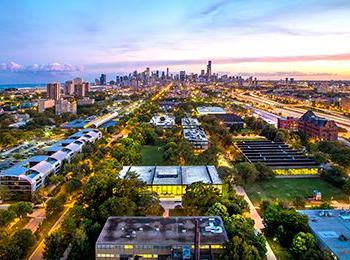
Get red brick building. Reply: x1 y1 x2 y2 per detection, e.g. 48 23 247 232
298 110 338 141
277 116 298 130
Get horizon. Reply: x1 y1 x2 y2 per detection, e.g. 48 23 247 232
1 0 350 83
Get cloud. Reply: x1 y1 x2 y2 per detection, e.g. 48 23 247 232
87 53 350 70
236 71 336 77
200 0 232 16
0 62 83 73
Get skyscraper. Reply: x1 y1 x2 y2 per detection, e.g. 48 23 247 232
179 71 186 82
206 60 212 80
100 74 107 85
47 83 61 101
74 84 85 98
166 68 169 79
64 80 74 95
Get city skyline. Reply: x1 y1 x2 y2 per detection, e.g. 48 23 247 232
1 0 350 83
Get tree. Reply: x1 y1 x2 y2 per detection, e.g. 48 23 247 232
46 195 66 219
234 162 259 183
43 231 68 260
223 215 266 258
343 179 350 195
0 209 16 227
182 182 220 215
293 195 306 208
1 229 36 260
291 232 316 256
263 204 309 247
255 163 274 180
68 228 90 260
206 202 229 218
98 197 136 221
224 235 262 260
8 201 33 218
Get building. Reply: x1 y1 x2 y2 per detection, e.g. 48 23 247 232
212 113 244 129
0 128 101 200
235 140 320 175
150 114 175 128
183 128 209 150
96 216 228 260
74 83 85 98
181 117 201 129
277 116 298 130
298 110 338 141
77 97 95 106
64 80 75 95
206 60 212 80
100 74 107 85
339 97 350 111
119 166 222 200
46 83 61 101
179 71 186 82
38 99 55 113
84 82 91 95
197 106 225 115
55 99 77 115
299 210 350 260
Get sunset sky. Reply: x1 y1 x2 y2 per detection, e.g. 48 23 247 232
1 0 350 83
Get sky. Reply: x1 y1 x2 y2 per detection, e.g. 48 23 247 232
1 0 350 83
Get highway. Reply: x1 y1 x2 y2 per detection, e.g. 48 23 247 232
237 92 350 132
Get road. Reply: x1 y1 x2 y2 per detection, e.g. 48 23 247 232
238 92 350 132
28 201 75 260
29 84 172 259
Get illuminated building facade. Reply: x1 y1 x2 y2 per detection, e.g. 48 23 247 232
235 140 320 176
96 216 228 260
119 166 222 200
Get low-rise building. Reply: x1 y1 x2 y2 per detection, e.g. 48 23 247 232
181 117 200 129
150 114 175 128
212 113 244 129
197 106 225 115
38 99 55 113
77 97 95 106
298 110 338 141
277 116 298 130
339 97 350 111
183 128 209 150
0 128 102 200
235 140 320 175
299 210 350 260
119 166 222 200
96 216 228 260
55 99 77 115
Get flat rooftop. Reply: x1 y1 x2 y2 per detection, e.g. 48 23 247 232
197 106 225 115
96 216 228 246
181 117 200 128
119 166 222 186
235 140 319 169
299 210 350 260
183 128 208 142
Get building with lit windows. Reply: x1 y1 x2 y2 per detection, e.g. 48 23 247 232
235 140 320 176
150 114 175 128
0 128 102 200
96 216 228 260
119 166 222 200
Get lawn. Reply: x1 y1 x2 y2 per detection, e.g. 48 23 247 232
245 178 348 205
140 145 165 165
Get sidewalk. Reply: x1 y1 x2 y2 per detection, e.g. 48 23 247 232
235 186 277 260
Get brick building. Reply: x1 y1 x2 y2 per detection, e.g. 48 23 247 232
298 110 338 141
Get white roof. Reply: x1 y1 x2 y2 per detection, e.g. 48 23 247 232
30 160 54 175
50 150 69 161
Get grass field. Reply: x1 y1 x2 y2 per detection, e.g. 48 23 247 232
140 145 164 165
245 178 348 205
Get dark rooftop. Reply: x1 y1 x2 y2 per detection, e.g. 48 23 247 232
235 140 319 169
96 216 228 246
